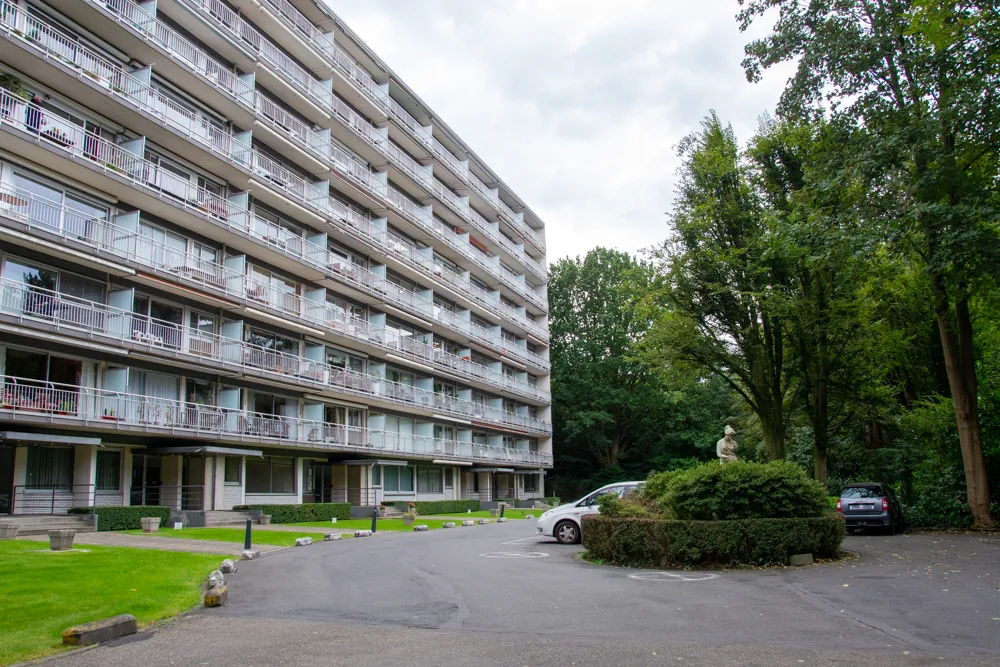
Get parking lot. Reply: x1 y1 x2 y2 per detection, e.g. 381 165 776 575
48 523 1000 666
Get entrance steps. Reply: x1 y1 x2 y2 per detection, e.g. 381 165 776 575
203 510 263 528
3 514 97 536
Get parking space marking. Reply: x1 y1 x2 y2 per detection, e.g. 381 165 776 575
501 536 546 545
628 572 720 582
479 552 550 559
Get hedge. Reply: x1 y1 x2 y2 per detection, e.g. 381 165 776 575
68 506 170 531
526 497 561 506
233 503 350 523
582 515 845 567
384 500 480 514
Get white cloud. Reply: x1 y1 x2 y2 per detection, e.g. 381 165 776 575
330 0 792 262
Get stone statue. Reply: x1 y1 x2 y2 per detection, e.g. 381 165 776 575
716 425 738 463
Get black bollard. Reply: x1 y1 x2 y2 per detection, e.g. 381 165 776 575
371 506 378 534
244 517 252 550
500 504 505 519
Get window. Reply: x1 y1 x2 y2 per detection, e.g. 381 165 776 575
381 466 413 493
245 456 295 494
445 468 454 489
417 467 442 494
224 457 241 484
96 450 121 491
371 465 381 486
523 474 537 493
25 447 73 487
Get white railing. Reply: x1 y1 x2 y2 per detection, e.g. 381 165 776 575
329 42 387 108
467 169 498 205
389 97 432 145
90 0 254 108
0 4 249 169
0 374 553 461
0 88 244 223
432 137 467 177
259 0 336 60
386 142 432 188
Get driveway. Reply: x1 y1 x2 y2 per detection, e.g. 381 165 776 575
45 524 1000 666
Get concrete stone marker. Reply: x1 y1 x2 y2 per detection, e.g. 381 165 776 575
442 522 456 528
219 559 236 574
478 519 491 525
49 529 76 551
489 508 498 517
525 514 535 519
324 532 342 541
62 614 137 646
461 520 475 526
295 536 313 546
789 553 814 566
204 586 227 607
354 529 372 537
413 524 429 531
208 570 225 588
0 522 19 539
497 517 508 523
241 549 260 561
140 517 160 533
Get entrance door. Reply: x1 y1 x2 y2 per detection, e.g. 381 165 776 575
130 455 162 506
0 447 13 514
181 456 205 510
347 467 361 505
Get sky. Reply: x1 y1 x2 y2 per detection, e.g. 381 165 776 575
331 0 793 263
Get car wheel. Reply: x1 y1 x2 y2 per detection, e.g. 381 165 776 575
554 520 580 545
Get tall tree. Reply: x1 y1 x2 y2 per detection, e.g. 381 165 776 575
649 112 792 460
738 0 1000 525
549 248 668 478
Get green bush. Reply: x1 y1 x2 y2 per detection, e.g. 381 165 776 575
413 500 480 514
582 515 845 567
597 493 655 518
233 503 350 523
661 460 829 520
527 496 561 506
68 506 170 531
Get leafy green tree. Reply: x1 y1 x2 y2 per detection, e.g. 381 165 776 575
648 112 792 460
738 0 1000 526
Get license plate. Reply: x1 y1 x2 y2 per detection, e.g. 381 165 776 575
854 504 874 511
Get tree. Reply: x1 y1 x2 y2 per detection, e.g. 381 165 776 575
649 112 792 460
738 0 1000 526
549 248 669 482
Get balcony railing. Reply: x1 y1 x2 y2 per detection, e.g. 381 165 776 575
432 138 467 178
0 275 553 424
259 0 337 61
0 375 553 465
90 0 254 109
0 4 250 170
389 97 432 145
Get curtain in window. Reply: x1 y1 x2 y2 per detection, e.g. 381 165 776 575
25 447 74 487
96 450 121 490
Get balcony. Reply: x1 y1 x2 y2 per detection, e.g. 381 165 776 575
231 0 337 77
0 374 553 464
65 0 256 127
0 4 252 183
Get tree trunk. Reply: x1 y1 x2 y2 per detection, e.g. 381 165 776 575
813 379 829 484
760 397 786 460
933 285 995 529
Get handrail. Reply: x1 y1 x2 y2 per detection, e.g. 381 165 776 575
0 374 553 464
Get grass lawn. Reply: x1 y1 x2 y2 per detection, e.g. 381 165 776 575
432 509 542 519
0 539 225 666
286 518 455 531
123 528 305 546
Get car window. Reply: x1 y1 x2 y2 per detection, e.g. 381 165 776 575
842 487 882 499
584 486 621 506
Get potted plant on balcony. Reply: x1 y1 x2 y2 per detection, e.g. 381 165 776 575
0 73 25 119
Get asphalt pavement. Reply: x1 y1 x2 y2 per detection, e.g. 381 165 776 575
42 522 1000 667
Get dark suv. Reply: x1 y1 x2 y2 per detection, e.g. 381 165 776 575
837 483 904 534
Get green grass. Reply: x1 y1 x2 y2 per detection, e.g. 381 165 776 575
431 509 541 519
123 528 305 546
0 540 225 666
286 518 456 531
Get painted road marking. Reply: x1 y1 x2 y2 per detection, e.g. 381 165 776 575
628 572 720 582
479 552 550 559
502 536 546 545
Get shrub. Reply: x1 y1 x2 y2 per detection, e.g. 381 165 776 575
233 503 350 523
527 496 561 506
660 460 829 520
68 506 170 531
380 500 480 514
597 493 655 519
582 515 845 567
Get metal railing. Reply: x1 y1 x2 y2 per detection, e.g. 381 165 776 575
11 484 122 514
389 97 432 145
130 484 204 510
259 0 336 61
309 487 378 506
0 375 554 466
432 137 467 178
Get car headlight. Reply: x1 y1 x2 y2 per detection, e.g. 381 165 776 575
539 510 552 520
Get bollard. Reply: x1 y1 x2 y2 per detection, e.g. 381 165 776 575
371 506 378 534
500 504 505 519
244 518 252 551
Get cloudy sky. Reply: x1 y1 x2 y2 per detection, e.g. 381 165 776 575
331 1 792 263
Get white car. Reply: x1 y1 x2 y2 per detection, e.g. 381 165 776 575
536 481 644 544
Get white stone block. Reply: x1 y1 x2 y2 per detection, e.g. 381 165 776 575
324 532 342 541
219 559 236 574
413 525 429 532
355 529 372 537
498 518 508 523
295 537 313 547
442 522 456 528
241 549 260 560
462 520 475 526
478 519 491 525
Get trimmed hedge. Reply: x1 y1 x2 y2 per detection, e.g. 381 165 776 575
403 500 480 514
68 505 170 532
663 461 829 520
582 515 845 567
233 503 350 523
527 496 561 506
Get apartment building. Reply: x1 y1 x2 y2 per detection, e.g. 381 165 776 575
0 0 550 515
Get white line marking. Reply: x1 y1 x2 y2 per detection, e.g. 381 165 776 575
502 536 546 545
628 572 720 582
479 551 550 559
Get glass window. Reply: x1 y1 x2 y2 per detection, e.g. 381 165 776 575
245 456 295 493
841 487 885 499
96 450 121 491
381 466 413 493
25 447 74 487
523 474 537 493
371 465 381 486
445 468 454 489
224 456 241 484
2 259 56 291
417 467 442 494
